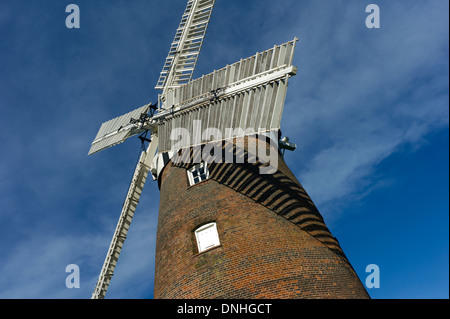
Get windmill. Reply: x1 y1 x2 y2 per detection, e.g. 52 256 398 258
89 0 369 300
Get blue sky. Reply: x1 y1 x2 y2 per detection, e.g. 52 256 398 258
0 0 448 299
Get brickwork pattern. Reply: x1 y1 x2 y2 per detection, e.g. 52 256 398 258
154 138 369 299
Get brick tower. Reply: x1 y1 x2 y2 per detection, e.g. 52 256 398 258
153 136 370 299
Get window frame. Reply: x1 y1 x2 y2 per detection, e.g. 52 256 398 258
187 162 210 186
194 222 220 253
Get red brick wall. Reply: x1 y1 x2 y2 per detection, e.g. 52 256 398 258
154 138 369 299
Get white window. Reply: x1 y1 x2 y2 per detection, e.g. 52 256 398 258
195 223 220 253
187 162 209 186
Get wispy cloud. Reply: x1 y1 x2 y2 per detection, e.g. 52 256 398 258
0 195 158 299
276 0 449 221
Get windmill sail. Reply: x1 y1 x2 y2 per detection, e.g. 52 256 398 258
88 104 151 155
155 0 216 92
91 135 158 299
91 0 216 299
156 38 298 153
164 38 297 105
